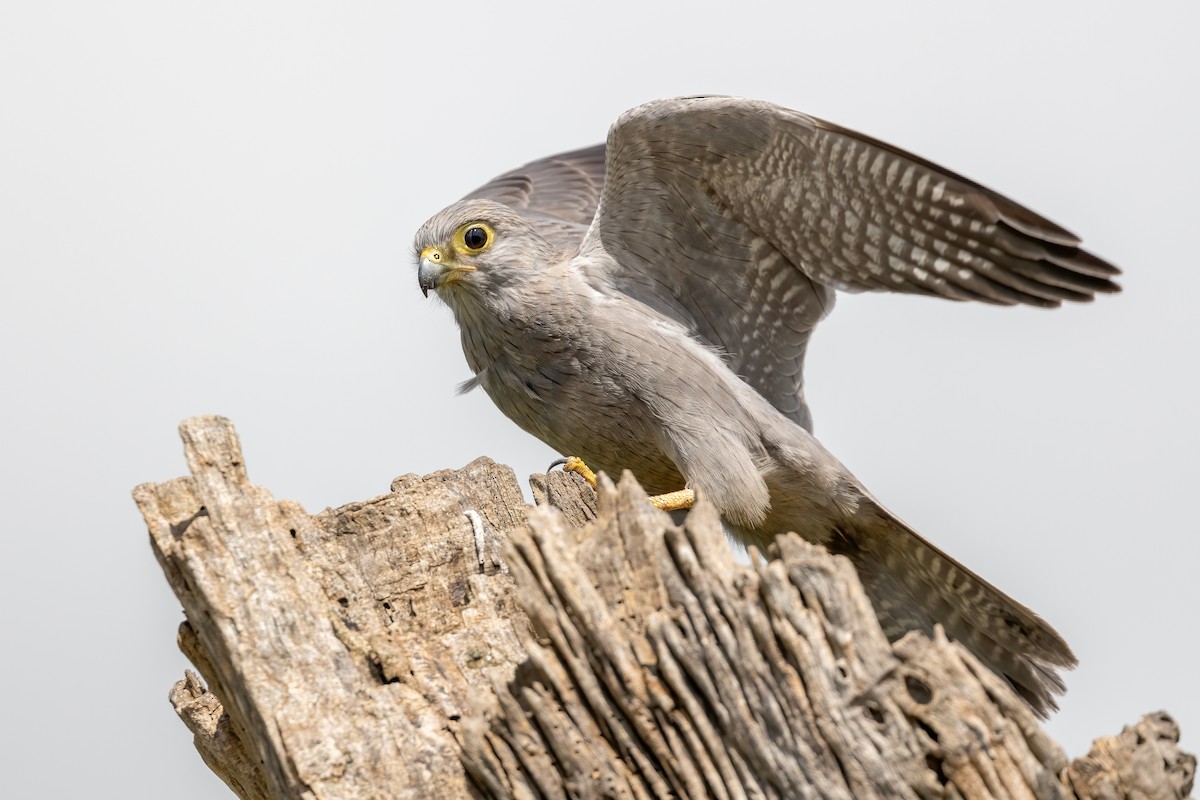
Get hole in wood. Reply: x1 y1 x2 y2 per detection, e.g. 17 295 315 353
926 754 948 786
905 675 932 705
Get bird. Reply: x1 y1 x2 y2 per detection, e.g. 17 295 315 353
412 96 1119 715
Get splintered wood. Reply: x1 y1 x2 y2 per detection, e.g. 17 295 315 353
135 416 1194 799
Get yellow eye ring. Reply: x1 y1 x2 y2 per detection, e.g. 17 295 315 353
455 222 494 253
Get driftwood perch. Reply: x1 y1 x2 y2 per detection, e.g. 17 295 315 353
134 416 1194 799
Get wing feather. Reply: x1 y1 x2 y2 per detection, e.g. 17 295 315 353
575 97 1119 428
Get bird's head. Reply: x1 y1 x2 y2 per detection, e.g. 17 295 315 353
413 199 555 300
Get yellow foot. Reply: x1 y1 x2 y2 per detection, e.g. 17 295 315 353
650 488 696 513
549 455 597 487
550 456 695 512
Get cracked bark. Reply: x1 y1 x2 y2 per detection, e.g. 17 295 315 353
134 416 1194 799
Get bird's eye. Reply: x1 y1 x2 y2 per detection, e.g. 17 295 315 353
463 226 489 250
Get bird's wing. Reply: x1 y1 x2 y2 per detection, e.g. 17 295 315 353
577 96 1120 430
462 144 606 253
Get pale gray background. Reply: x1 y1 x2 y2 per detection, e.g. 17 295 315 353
1 1 1195 796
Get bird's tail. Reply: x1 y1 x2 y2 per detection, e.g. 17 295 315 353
834 507 1077 716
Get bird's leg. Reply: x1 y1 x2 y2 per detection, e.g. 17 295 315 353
550 456 696 512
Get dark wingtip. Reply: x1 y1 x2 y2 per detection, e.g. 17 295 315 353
1046 244 1123 279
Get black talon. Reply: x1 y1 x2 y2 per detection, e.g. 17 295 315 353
547 457 569 473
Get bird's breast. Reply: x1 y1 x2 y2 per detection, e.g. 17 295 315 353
456 307 685 493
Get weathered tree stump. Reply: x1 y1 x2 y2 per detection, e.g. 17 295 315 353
134 416 1194 799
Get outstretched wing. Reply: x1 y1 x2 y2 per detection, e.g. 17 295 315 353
462 144 606 252
578 96 1120 430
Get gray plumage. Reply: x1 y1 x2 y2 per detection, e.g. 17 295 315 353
414 97 1119 715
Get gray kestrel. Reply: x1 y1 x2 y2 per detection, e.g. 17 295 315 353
413 96 1119 715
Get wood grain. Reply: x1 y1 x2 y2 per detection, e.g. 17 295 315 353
134 416 1194 799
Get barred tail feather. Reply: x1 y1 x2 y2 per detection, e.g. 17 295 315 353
837 509 1077 717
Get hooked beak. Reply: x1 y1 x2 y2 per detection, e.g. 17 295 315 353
417 246 475 297
417 256 443 298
